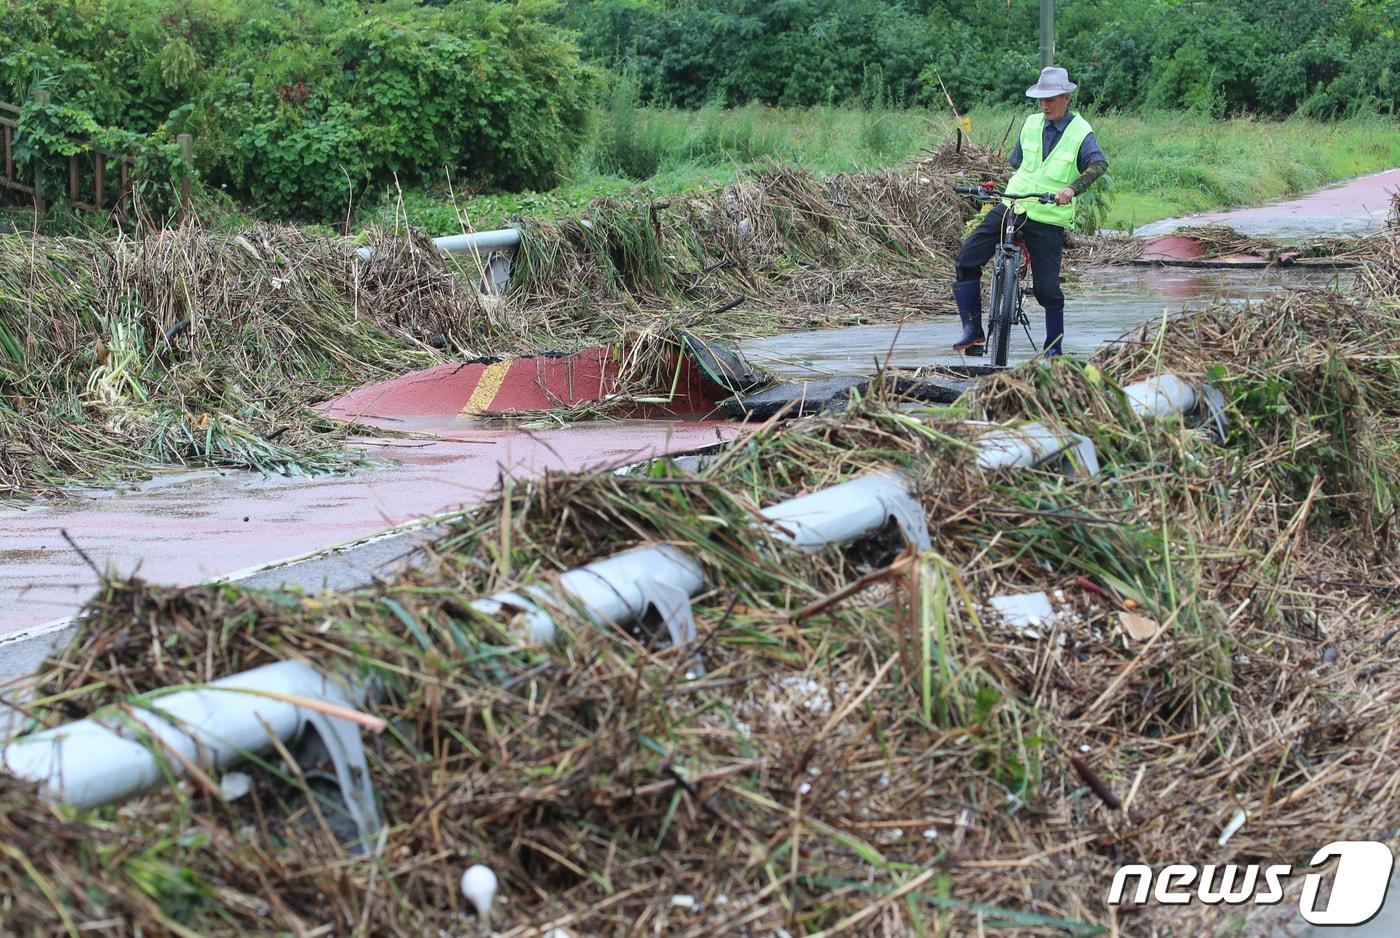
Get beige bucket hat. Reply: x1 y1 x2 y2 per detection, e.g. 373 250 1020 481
1026 66 1077 98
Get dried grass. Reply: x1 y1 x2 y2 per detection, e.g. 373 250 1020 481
5 256 1400 934
0 164 999 496
1152 215 1397 266
510 166 976 331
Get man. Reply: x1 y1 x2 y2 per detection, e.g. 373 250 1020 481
952 66 1108 357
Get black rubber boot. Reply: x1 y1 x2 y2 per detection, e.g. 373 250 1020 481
1043 306 1065 357
952 280 985 354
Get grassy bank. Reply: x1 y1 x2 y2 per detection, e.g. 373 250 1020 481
358 106 1400 236
1083 112 1400 229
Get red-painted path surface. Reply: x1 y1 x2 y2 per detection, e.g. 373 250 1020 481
1135 235 1278 266
1134 168 1400 240
1 342 741 636
1 421 736 633
324 346 723 421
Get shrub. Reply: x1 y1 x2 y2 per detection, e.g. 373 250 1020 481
1 0 594 221
559 0 1400 118
588 71 684 180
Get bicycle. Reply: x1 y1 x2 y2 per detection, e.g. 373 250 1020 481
953 182 1057 367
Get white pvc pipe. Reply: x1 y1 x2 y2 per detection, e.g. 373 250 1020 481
1122 375 1198 419
471 545 703 644
976 422 1098 475
471 590 559 644
973 375 1215 475
760 471 930 551
355 227 521 262
432 228 522 255
355 220 594 262
558 545 704 623
474 473 929 642
3 661 353 808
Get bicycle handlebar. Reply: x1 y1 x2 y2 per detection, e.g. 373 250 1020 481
953 184 1057 204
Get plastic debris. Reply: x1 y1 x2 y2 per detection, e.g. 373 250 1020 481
219 771 252 802
460 865 498 927
1218 808 1248 846
990 591 1055 631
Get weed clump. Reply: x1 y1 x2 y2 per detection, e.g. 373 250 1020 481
0 227 476 494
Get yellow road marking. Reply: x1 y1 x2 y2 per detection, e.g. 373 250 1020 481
461 358 513 415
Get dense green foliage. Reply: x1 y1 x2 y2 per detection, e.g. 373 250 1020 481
561 0 1400 116
1 0 593 219
4 0 1396 227
561 0 932 108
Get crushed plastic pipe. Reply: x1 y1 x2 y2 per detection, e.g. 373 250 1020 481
2 661 376 824
975 422 1100 477
473 472 929 643
470 545 706 645
759 471 931 552
1121 375 1198 418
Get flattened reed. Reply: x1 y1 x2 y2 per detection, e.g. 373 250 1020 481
0 163 997 495
0 227 451 495
5 262 1400 935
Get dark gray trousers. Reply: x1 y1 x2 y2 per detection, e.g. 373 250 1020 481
954 204 1065 314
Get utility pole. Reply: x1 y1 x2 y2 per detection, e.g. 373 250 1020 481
1039 0 1055 68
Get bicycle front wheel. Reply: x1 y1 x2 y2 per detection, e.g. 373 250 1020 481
987 256 1018 367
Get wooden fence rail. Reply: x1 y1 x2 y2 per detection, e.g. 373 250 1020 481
0 102 36 202
0 92 192 218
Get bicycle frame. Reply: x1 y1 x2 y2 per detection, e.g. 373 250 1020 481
986 210 1034 367
953 184 1056 367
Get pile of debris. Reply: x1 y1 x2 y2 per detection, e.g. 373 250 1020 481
0 159 1005 495
509 166 974 325
0 227 450 494
1130 192 1400 268
4 263 1398 933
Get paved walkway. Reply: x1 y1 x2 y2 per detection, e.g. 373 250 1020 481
0 420 737 641
1134 168 1400 240
741 266 1343 378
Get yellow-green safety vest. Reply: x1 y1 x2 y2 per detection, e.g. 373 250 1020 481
1005 112 1093 229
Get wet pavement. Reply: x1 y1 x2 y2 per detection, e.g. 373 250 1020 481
1134 167 1400 240
741 265 1349 377
0 420 737 638
740 166 1393 378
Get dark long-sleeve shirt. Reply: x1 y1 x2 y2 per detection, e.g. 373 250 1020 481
1009 111 1108 173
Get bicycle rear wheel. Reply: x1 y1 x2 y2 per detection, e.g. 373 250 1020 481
987 256 1018 367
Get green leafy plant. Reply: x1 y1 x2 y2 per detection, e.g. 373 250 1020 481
0 0 594 221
